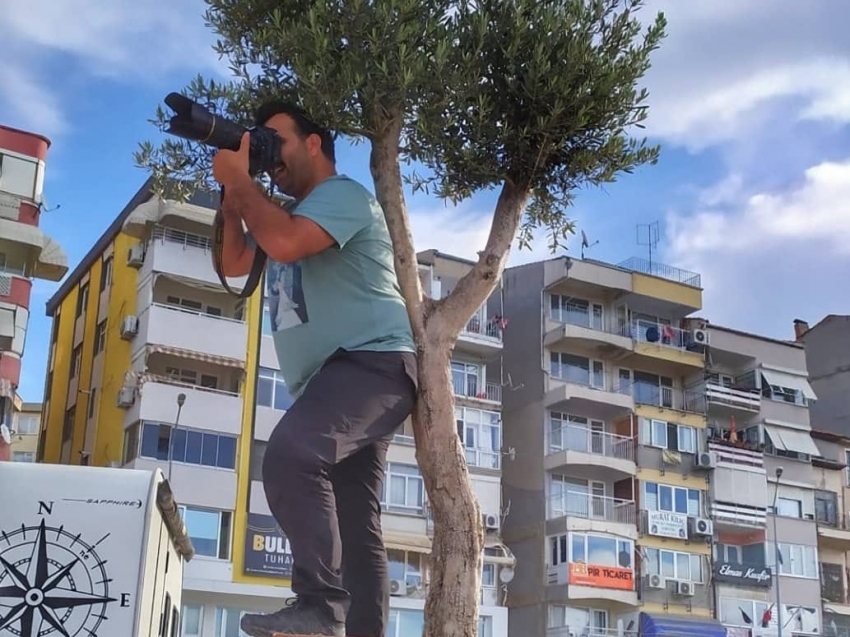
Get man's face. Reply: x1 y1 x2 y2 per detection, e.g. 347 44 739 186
263 113 318 198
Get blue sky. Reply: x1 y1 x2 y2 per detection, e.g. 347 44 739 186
3 0 850 402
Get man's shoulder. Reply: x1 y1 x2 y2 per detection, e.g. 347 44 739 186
311 174 376 203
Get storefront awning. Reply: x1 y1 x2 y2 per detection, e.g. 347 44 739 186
760 368 817 401
639 612 727 637
763 423 821 457
383 531 431 553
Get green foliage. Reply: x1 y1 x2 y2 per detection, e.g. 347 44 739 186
134 0 667 253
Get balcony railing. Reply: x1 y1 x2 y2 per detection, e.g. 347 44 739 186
708 441 764 469
618 256 701 288
631 319 690 351
148 301 245 324
151 224 211 251
461 308 503 341
548 423 634 462
464 447 501 470
704 382 761 412
548 628 622 637
548 490 636 526
453 378 501 403
625 382 707 414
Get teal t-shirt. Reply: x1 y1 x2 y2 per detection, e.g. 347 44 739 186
262 174 415 397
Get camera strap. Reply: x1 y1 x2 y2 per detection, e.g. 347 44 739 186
211 185 267 299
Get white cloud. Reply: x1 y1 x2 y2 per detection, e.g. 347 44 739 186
639 0 850 151
665 158 850 337
0 62 68 137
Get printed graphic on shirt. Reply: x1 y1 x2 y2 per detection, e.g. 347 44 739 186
267 260 308 331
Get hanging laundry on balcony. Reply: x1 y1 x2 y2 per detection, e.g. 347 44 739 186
729 414 738 444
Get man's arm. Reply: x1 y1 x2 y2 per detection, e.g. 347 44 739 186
222 174 337 264
217 203 255 278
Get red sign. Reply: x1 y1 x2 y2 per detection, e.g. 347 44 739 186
569 563 634 590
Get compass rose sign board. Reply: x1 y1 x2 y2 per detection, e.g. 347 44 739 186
0 462 194 637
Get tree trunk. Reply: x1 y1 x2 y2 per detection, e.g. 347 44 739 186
413 338 483 637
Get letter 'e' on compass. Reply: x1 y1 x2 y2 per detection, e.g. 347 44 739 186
0 513 125 637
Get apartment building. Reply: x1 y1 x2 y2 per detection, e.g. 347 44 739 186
0 124 68 460
499 254 724 637
695 323 823 636
796 315 850 437
6 399 41 462
38 179 510 636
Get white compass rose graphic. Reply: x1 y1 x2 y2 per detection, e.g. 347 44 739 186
0 517 119 637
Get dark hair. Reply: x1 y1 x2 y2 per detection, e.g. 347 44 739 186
254 100 335 162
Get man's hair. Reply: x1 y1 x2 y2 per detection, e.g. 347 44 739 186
255 100 336 163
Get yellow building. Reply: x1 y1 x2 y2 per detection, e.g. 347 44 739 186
38 179 511 637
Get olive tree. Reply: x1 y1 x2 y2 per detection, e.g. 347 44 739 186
135 1 667 635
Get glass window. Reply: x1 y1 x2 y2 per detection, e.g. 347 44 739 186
180 507 231 559
139 423 236 469
382 463 424 514
257 367 294 411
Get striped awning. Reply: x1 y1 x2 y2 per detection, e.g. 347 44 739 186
383 531 432 553
0 218 68 281
146 344 245 369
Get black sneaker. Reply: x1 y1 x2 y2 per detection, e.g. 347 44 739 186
240 597 346 637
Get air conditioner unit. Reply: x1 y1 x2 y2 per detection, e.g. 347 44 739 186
645 573 665 589
127 244 145 268
695 451 716 469
120 315 139 340
389 579 407 596
483 513 500 531
116 386 135 408
675 580 695 597
691 329 709 346
689 516 713 537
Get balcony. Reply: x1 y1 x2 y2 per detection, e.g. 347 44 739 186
703 382 761 414
817 516 850 550
544 308 633 357
453 377 501 405
631 383 706 416
547 491 637 537
545 424 636 477
456 307 503 357
122 380 242 437
545 376 634 421
142 225 248 290
628 319 705 369
618 256 701 288
131 302 248 364
708 442 768 530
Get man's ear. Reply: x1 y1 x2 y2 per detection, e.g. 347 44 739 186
306 133 322 157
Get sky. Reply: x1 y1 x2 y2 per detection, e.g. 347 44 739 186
2 0 850 402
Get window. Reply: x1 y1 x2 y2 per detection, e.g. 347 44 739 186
643 482 701 517
767 541 817 578
178 506 232 559
15 415 39 435
548 531 634 570
627 370 674 407
550 352 604 388
456 406 501 469
93 320 106 356
644 548 703 583
62 407 76 443
166 295 203 311
639 417 697 454
165 367 218 389
550 295 604 331
12 451 34 462
70 345 82 379
76 283 89 318
382 463 424 514
256 367 294 411
549 475 609 520
0 152 40 200
262 299 273 335
548 606 609 632
138 423 237 470
387 549 425 589
452 360 481 397
775 497 802 518
181 604 203 637
715 542 767 568
87 387 97 419
100 256 113 292
718 597 773 628
548 412 606 455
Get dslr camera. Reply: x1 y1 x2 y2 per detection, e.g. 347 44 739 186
162 92 281 177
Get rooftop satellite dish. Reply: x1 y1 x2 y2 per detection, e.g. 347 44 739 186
0 424 11 445
580 230 599 259
499 566 515 584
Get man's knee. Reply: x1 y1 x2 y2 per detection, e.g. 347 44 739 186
262 416 328 486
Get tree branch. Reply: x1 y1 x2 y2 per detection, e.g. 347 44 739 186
435 180 529 335
368 116 428 342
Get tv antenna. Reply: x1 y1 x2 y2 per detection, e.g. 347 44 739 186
636 221 660 269
580 230 599 259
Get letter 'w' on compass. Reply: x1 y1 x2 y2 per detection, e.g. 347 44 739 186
0 517 118 637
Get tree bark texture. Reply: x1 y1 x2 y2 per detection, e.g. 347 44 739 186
369 128 530 637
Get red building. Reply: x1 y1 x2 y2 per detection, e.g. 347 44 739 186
0 124 68 460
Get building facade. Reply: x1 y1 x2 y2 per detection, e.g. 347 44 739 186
7 399 41 462
797 315 850 436
696 323 822 637
38 180 509 636
499 254 723 637
0 124 68 460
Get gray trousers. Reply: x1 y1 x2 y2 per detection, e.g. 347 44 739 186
261 348 418 636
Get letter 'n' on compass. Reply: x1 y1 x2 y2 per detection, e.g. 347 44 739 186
0 500 128 637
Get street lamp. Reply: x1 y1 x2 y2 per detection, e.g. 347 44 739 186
771 466 784 637
167 393 186 482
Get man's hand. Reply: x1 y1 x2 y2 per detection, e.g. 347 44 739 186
212 132 252 188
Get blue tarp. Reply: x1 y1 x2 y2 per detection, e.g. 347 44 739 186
639 612 728 637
